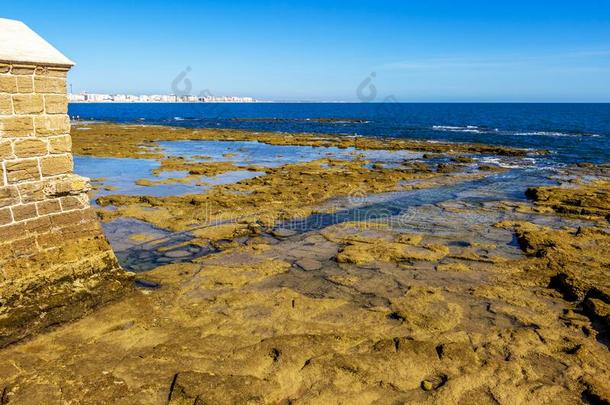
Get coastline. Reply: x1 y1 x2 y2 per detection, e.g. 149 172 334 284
0 122 608 402
2 4 609 402
67 102 610 165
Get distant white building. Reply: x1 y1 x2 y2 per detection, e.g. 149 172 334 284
67 92 258 103
68 93 86 102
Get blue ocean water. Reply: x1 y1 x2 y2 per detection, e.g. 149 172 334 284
69 103 610 164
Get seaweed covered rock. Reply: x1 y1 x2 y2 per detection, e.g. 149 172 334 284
526 180 610 220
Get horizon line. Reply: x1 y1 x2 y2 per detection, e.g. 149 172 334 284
68 100 610 104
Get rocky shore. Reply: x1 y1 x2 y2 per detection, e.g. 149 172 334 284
0 123 608 404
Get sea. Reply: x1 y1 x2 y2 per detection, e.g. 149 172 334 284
69 103 610 165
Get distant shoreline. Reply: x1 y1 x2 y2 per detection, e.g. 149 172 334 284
67 101 610 104
68 101 267 104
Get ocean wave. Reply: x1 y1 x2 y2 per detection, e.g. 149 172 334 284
478 157 534 169
231 117 370 124
432 125 601 138
432 125 497 134
512 131 600 138
480 157 521 169
477 156 557 170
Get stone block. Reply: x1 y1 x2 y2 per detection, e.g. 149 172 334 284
15 76 34 93
48 135 71 153
9 235 37 256
0 186 20 208
44 174 90 197
0 116 34 137
12 94 44 114
0 207 13 226
34 115 70 136
41 154 73 177
44 95 68 114
0 94 12 114
10 65 36 75
0 76 18 93
0 141 13 160
0 222 26 242
35 229 64 249
13 138 48 158
5 158 41 183
59 221 96 240
0 64 9 74
60 195 87 211
11 203 38 222
34 76 66 94
18 181 45 203
36 199 61 215
24 215 52 234
36 66 69 78
49 209 86 229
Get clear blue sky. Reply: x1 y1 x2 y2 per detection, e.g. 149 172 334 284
3 0 610 101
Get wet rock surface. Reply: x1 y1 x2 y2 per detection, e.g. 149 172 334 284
0 125 607 403
94 157 480 233
72 122 537 159
526 179 610 220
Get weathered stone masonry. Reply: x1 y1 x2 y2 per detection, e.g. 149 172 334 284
0 18 132 347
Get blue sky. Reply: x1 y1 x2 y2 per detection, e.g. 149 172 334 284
3 0 610 101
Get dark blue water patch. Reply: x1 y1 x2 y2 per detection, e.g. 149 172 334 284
119 240 214 273
134 279 161 289
102 217 215 272
69 103 610 164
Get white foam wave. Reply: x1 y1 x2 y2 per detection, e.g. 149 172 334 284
432 125 602 138
432 125 497 134
512 131 600 138
479 157 535 169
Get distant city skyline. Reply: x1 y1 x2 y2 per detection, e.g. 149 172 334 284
68 92 257 103
3 1 610 102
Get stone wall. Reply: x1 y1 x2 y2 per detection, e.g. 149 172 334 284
0 61 132 347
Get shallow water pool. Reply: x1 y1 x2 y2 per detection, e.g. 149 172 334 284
158 140 423 167
74 155 264 199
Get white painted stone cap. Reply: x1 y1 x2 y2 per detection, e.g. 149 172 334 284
0 18 74 66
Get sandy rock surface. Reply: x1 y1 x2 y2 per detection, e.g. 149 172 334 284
0 124 607 404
